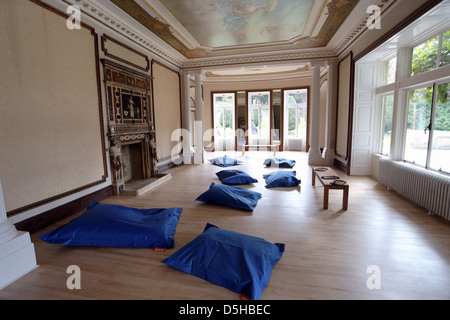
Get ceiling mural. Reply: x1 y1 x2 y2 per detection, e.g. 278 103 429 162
109 0 360 59
158 0 314 47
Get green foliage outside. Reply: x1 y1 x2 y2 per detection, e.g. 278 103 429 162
409 30 450 132
407 84 449 132
214 95 234 136
287 92 307 137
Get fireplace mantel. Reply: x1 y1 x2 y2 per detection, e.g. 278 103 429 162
102 59 157 195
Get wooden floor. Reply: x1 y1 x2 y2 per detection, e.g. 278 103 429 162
1 151 450 300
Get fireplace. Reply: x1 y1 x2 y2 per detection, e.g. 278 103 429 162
103 59 161 195
122 142 144 182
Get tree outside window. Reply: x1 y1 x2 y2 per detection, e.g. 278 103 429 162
404 83 450 173
411 29 450 76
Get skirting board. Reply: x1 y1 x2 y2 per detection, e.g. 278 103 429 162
0 231 38 290
14 186 113 234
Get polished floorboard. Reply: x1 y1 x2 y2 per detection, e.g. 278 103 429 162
1 151 450 300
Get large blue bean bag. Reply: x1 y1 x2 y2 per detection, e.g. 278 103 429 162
263 171 301 188
263 157 296 168
216 169 258 185
162 223 285 300
39 201 182 248
195 182 261 210
209 155 243 167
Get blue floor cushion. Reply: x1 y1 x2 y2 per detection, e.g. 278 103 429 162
209 155 243 167
216 169 258 185
196 182 261 210
39 201 182 248
263 157 296 168
162 223 285 300
263 171 301 188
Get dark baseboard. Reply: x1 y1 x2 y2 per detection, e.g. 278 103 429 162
156 161 179 173
14 185 113 234
155 155 181 174
334 158 348 173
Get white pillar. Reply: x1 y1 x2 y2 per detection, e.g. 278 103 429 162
0 180 37 290
323 59 338 164
308 62 325 165
193 70 204 164
0 182 18 245
180 70 192 164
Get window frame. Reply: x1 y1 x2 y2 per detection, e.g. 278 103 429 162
374 27 450 175
212 92 236 149
248 91 271 141
284 89 308 140
379 92 395 156
410 28 450 77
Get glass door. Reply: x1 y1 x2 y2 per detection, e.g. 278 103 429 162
283 89 308 151
213 93 235 151
248 91 271 146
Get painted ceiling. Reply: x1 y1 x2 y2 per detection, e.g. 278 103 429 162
158 0 314 47
109 0 360 59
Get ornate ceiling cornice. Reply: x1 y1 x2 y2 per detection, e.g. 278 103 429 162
332 0 399 56
181 49 336 70
204 70 314 83
67 0 399 73
71 0 186 68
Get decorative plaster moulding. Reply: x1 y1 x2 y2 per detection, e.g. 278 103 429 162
204 70 314 83
67 0 186 68
330 0 399 57
61 0 399 71
182 48 335 70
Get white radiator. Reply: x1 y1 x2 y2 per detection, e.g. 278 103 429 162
378 157 450 220
287 138 304 151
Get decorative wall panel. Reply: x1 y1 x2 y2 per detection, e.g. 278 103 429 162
1 0 107 215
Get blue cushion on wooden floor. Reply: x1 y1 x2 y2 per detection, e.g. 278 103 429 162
195 182 261 210
216 169 258 185
263 157 296 168
39 201 182 248
209 155 243 167
162 223 285 300
216 169 245 180
263 171 301 188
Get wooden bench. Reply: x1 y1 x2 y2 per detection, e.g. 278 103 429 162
241 144 278 156
312 166 349 210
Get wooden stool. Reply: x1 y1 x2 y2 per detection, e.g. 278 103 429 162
312 166 349 210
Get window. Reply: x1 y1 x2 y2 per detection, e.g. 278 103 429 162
285 89 307 139
380 94 394 155
248 91 271 144
213 93 235 150
439 30 450 67
404 82 450 173
384 57 397 85
411 29 450 76
404 86 433 167
429 82 450 172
